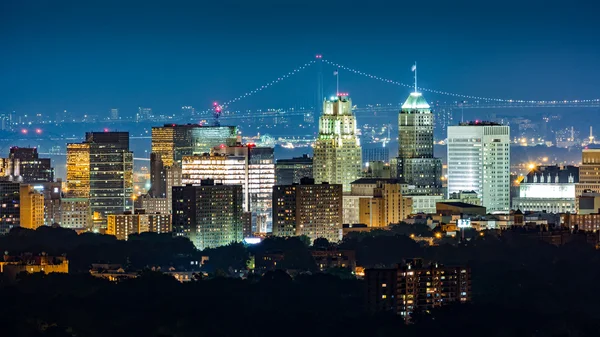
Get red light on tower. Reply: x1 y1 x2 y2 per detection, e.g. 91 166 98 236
104 128 109 132
21 129 28 134
35 128 42 134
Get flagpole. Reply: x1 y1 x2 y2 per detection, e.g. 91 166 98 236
336 68 339 96
414 62 417 93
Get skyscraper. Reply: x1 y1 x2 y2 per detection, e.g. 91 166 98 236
576 149 600 211
137 107 152 122
19 185 44 230
1 147 54 183
447 122 511 213
110 108 119 120
66 132 134 224
272 178 343 242
150 124 238 198
396 91 442 193
313 95 362 192
275 154 313 185
181 144 275 233
0 181 20 234
172 181 243 250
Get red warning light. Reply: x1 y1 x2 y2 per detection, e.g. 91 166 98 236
104 128 109 132
219 144 225 149
21 129 28 134
35 128 42 134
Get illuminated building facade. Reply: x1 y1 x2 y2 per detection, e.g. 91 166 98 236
0 181 20 234
1 255 69 281
272 178 343 242
396 92 442 194
67 132 134 225
150 124 237 205
366 259 471 322
513 165 578 213
135 194 169 215
576 149 600 211
313 95 362 192
447 122 511 213
346 178 412 227
66 143 90 198
1 147 54 183
181 144 275 233
172 181 243 250
107 211 171 240
19 185 44 230
275 154 313 185
60 198 91 229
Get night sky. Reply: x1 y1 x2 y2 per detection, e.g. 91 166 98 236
1 0 599 116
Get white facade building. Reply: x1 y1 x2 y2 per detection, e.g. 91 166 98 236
447 122 510 213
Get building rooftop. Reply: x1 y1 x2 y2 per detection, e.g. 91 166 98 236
437 201 486 209
401 92 430 110
524 165 579 184
458 121 501 126
351 178 403 185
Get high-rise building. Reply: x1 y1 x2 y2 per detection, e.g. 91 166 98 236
172 181 243 250
0 181 20 234
19 185 44 230
447 122 511 213
272 178 343 242
275 154 313 185
110 108 119 120
366 259 471 322
313 95 362 192
1 147 54 183
66 132 134 225
181 106 195 117
344 178 412 226
150 124 238 199
513 165 578 213
363 147 389 165
30 181 62 226
60 198 91 229
66 143 90 198
181 144 275 233
576 149 600 211
396 91 442 194
107 210 171 240
134 194 169 215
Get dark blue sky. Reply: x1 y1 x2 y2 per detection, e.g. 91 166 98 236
1 0 599 116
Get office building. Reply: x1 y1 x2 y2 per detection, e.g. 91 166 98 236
107 211 171 240
110 108 119 120
272 178 343 242
66 132 134 225
365 161 391 178
576 149 600 211
134 194 169 215
0 181 20 234
363 147 389 165
1 147 54 183
447 122 511 213
358 181 412 228
345 178 412 227
577 191 600 215
150 124 237 198
513 165 578 213
19 185 44 230
313 95 362 192
275 154 313 185
396 91 442 194
181 144 275 233
366 259 471 322
172 181 243 250
60 198 91 229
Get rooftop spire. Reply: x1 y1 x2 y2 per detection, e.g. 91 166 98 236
412 62 417 93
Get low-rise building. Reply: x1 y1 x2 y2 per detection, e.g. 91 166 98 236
106 210 171 240
366 258 471 322
0 254 68 281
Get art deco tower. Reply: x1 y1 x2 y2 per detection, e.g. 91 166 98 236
313 94 362 192
396 66 442 195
